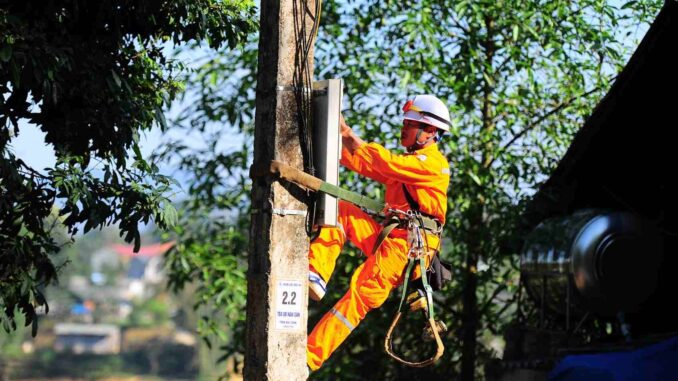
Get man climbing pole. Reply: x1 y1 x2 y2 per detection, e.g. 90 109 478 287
306 94 452 371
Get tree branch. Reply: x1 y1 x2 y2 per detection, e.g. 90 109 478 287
478 281 508 317
434 289 463 320
487 80 611 168
17 164 51 181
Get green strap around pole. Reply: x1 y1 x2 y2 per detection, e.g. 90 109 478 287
318 182 439 232
319 182 385 214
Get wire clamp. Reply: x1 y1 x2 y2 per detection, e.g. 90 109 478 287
272 208 307 216
251 208 307 217
276 85 313 93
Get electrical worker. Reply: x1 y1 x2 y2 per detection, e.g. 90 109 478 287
307 95 452 371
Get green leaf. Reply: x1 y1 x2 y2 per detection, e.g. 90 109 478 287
0 44 12 62
133 229 141 252
132 142 143 160
467 170 482 186
110 69 122 88
162 203 178 227
10 60 20 86
155 106 168 130
31 316 38 337
621 1 638 10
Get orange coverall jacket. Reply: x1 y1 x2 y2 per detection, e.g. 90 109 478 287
307 141 450 370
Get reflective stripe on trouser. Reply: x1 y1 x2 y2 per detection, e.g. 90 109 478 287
307 201 413 370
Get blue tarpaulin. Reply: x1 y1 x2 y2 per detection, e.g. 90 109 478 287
548 336 678 381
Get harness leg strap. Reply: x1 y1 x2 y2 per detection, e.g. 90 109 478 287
384 256 445 367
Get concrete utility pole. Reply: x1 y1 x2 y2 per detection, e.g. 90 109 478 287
245 0 317 380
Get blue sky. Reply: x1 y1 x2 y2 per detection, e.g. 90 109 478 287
11 121 164 173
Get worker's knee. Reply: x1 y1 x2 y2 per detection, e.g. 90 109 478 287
360 287 390 309
353 267 392 309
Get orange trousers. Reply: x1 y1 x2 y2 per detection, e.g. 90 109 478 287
307 201 437 370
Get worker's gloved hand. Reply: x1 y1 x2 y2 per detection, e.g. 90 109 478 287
340 114 352 137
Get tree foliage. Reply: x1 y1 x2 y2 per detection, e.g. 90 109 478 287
0 0 256 334
159 0 662 379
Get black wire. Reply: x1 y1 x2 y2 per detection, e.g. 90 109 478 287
305 0 321 235
293 0 314 173
301 0 319 176
292 0 321 235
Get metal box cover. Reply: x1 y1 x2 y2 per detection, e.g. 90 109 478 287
312 79 343 227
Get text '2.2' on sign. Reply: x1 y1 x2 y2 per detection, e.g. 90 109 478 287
275 279 304 331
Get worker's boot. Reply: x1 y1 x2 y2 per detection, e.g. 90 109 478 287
407 290 428 312
407 291 448 342
309 270 327 301
422 320 448 342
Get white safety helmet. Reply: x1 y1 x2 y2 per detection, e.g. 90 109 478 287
402 95 451 132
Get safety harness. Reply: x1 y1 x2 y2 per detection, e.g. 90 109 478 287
372 186 447 367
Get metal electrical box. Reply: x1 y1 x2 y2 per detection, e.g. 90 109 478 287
312 79 343 227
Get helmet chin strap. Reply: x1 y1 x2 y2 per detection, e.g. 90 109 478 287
407 128 436 152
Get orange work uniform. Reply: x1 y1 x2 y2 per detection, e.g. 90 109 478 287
307 141 450 370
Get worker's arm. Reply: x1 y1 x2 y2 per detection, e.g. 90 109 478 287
350 143 442 185
339 115 391 184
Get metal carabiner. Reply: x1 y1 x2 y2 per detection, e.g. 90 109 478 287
407 225 425 258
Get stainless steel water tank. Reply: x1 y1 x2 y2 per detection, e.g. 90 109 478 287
521 210 663 316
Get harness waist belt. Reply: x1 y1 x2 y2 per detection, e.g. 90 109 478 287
383 215 441 232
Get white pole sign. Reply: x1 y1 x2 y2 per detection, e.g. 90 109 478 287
274 279 304 331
